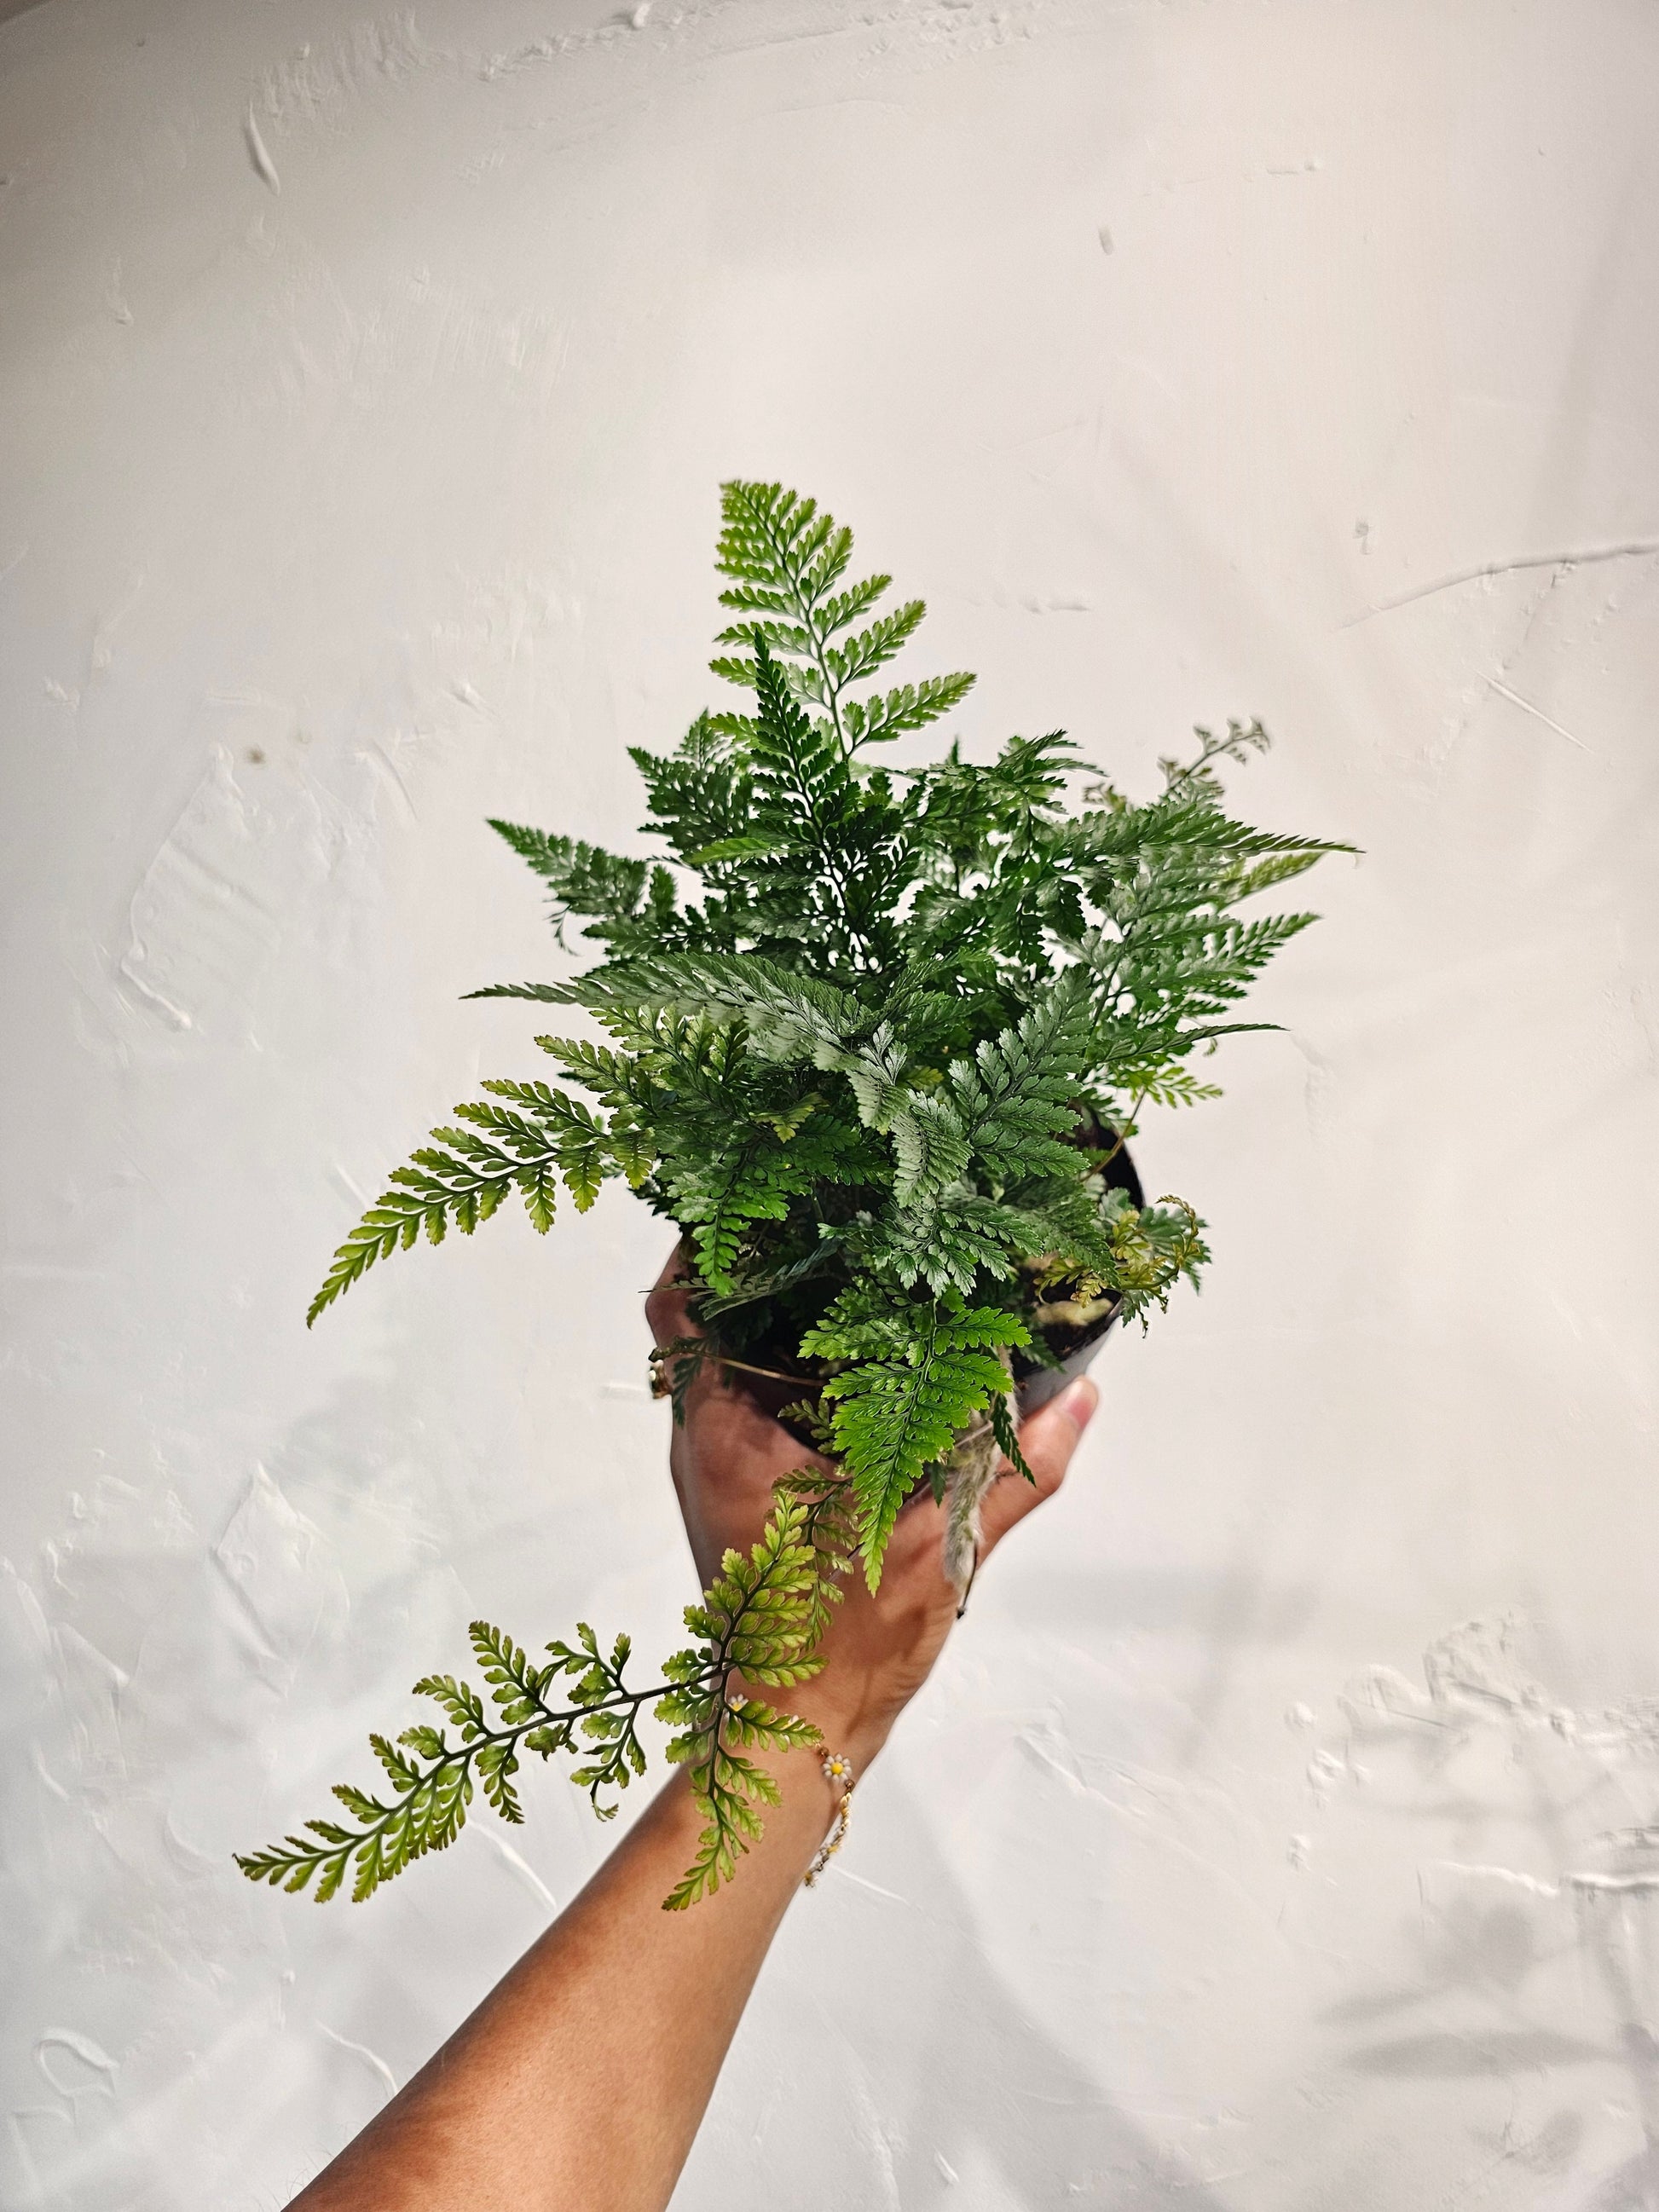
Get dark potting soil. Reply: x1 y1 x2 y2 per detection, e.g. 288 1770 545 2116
708 1121 1144 1418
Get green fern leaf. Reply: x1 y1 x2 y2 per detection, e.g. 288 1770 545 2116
307 1081 634 1322
462 980 581 1004
824 598 925 688
860 1187 1025 1296
802 1291 1028 1583
844 672 975 747
485 820 668 950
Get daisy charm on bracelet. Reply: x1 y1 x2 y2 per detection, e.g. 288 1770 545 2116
804 1750 856 1887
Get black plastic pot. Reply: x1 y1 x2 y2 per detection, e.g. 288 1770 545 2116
1013 1328 1117 1417
1012 1129 1143 1418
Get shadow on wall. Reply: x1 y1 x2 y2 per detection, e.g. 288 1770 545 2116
703 1768 1246 2211
880 1797 1241 2207
1306 1618 1659 2208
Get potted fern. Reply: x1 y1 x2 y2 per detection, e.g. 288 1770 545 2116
238 482 1346 1910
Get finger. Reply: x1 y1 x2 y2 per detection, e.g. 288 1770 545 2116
645 1245 737 1426
645 1242 834 1484
978 1377 1098 1556
645 1243 697 1351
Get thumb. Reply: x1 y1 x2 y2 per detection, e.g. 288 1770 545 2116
977 1377 1098 1557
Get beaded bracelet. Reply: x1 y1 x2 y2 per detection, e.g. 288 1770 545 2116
802 1749 856 1887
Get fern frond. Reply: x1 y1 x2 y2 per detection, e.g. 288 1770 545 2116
843 672 975 747
485 820 674 952
815 574 892 638
714 482 973 774
801 1290 1028 1583
462 981 582 1004
306 1080 645 1322
663 1141 806 1294
240 1476 856 1910
306 1138 517 1325
1104 1196 1211 1323
824 599 926 688
657 1490 830 1906
940 978 1091 1184
716 482 848 613
528 1037 641 1105
885 976 1089 1205
587 951 870 1071
859 1186 1025 1297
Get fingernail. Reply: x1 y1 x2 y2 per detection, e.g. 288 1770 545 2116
1056 1376 1098 1430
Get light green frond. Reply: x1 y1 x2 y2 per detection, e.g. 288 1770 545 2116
802 1290 1028 1584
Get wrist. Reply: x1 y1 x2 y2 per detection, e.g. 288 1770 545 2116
777 1680 894 1776
726 1670 892 1776
763 1716 868 1891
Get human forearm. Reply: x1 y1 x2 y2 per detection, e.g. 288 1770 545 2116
289 1749 847 2212
284 1290 1095 2212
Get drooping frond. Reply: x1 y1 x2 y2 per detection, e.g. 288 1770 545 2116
306 1086 638 1325
239 1477 856 1910
657 1492 831 1907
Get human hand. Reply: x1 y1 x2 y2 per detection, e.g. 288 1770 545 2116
645 1253 1098 1772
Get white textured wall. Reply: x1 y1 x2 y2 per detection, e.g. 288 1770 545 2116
4 1 1658 2203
